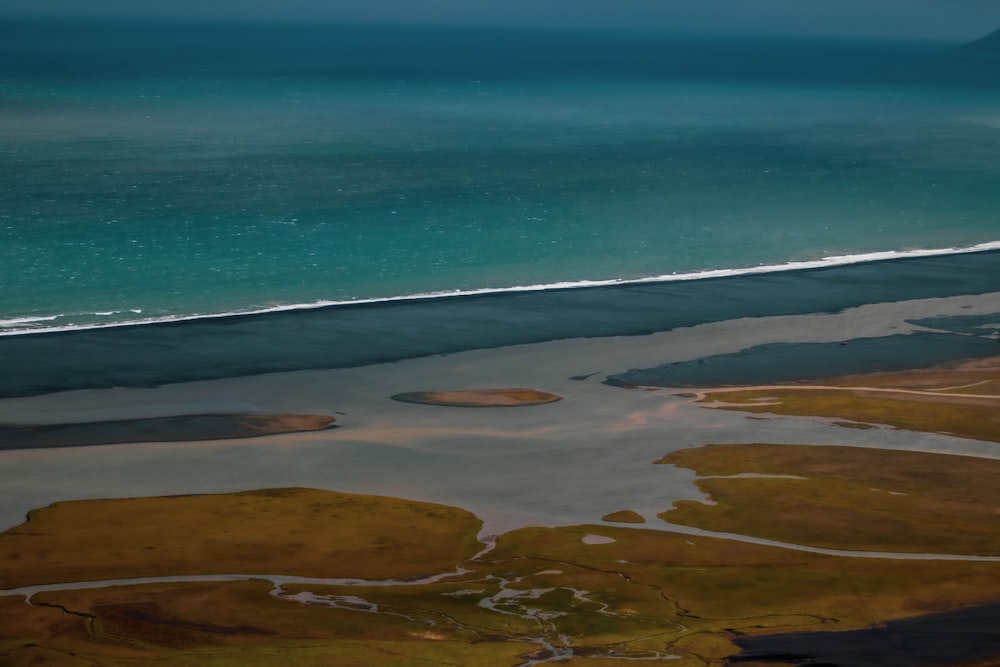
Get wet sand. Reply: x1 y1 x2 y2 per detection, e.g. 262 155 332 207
0 414 336 450
390 388 562 407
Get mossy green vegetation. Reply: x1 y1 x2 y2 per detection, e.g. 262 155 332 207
702 388 1000 442
4 487 1000 665
1 581 536 666
659 444 1000 554
0 488 482 589
699 355 1000 442
601 509 646 523
479 524 1000 663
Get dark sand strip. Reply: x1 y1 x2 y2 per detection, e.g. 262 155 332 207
0 414 336 450
607 330 1000 388
1 250 998 398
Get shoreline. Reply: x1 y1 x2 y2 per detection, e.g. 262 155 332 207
4 242 1000 339
2 248 999 399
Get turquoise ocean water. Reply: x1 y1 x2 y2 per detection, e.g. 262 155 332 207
2 19 999 336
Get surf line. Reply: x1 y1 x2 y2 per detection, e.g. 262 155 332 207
3 241 999 337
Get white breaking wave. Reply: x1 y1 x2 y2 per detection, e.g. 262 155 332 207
2 240 999 337
0 315 59 327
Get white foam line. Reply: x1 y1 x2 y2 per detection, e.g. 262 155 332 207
0 315 59 327
2 241 999 338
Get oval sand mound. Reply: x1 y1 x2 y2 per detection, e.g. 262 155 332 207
391 388 562 407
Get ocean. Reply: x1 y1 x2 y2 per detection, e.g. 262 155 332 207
2 18 999 340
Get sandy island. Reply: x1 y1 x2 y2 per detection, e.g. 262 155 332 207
391 387 562 407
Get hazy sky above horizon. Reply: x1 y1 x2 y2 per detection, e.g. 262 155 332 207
2 0 999 41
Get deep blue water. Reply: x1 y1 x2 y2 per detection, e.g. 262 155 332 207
1 19 999 335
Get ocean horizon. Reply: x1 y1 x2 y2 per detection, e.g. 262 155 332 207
2 18 999 336
4 16 1000 663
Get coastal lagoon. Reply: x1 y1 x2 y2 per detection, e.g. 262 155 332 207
2 17 1000 666
1 259 998 536
1 263 999 664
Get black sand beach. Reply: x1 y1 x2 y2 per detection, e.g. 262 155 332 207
1 250 999 398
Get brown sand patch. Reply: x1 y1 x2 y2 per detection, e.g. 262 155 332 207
658 444 1000 554
601 510 646 524
391 388 562 407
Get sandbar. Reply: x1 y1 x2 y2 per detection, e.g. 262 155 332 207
391 387 562 407
0 413 336 450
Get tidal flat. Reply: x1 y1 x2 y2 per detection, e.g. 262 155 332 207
1 273 999 664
